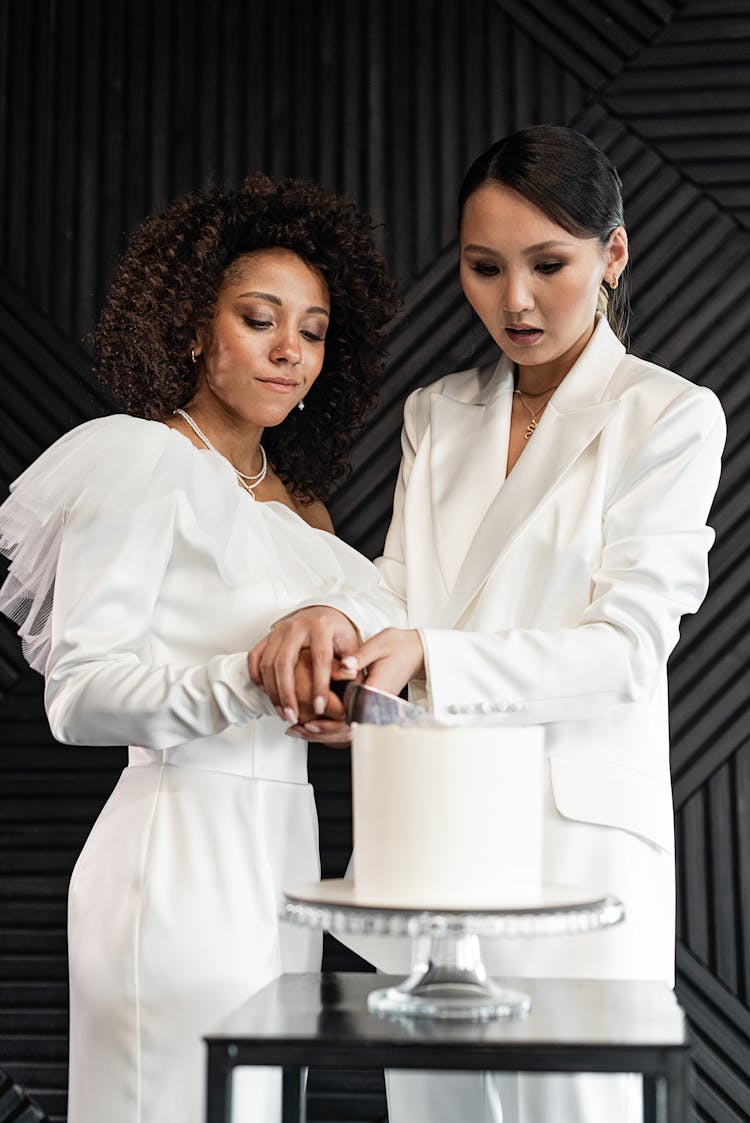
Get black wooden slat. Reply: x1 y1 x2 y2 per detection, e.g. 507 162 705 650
0 984 68 1010
96 0 126 308
73 0 102 346
314 0 337 191
365 0 387 241
0 932 65 956
122 0 150 241
148 0 173 210
197 0 221 186
0 0 9 270
0 1011 67 1035
0 959 67 983
385 0 414 283
5 1 32 293
0 905 66 930
29 0 55 318
217 2 240 185
51 0 80 339
734 744 750 1005
243 0 269 176
709 765 740 992
268 0 291 177
342 0 365 203
679 792 712 965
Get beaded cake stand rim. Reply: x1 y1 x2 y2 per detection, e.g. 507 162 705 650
282 878 625 939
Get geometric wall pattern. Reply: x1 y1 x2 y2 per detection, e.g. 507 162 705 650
1 0 748 1119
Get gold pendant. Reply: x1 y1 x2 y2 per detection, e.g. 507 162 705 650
524 418 537 440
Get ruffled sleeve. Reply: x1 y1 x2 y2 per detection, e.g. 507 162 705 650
0 416 276 748
0 417 127 675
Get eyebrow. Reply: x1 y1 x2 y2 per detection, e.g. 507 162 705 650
238 290 330 316
462 240 573 256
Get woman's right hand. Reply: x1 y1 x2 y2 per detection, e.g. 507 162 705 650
341 627 425 697
292 649 347 725
284 717 353 746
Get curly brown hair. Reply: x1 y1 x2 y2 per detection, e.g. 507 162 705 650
93 174 398 500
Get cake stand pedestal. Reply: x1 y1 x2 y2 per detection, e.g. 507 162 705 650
282 879 624 1022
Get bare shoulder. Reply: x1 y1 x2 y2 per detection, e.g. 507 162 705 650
293 496 335 533
258 468 335 531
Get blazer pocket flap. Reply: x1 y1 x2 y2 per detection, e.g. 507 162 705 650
549 755 674 855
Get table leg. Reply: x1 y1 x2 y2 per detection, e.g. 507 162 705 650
205 1044 234 1123
665 1053 689 1123
282 1065 306 1123
643 1074 657 1123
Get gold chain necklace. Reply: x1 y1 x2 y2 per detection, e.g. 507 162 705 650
513 387 558 440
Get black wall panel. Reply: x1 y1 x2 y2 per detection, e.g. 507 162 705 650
1 1 748 1120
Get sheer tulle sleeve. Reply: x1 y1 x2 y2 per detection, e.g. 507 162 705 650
0 419 119 675
0 416 276 748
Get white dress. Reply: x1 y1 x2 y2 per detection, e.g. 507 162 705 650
0 415 401 1123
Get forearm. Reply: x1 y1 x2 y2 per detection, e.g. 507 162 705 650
45 651 275 749
421 621 649 725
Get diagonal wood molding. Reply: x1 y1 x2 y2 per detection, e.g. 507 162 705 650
488 0 686 89
677 943 750 1118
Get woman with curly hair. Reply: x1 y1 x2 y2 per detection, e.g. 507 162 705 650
0 173 402 1123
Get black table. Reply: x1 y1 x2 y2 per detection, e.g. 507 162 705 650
204 971 691 1123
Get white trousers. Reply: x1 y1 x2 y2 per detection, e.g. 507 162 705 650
385 1070 643 1123
345 771 674 1123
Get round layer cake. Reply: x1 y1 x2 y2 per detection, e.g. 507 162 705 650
351 723 545 909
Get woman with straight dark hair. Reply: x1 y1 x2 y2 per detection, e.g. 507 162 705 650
251 125 725 1122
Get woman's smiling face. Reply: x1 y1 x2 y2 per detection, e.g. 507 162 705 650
194 247 330 428
460 182 627 384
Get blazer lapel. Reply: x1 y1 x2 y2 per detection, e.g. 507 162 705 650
449 316 626 619
429 360 514 592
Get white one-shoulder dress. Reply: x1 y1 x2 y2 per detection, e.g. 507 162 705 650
0 415 401 1123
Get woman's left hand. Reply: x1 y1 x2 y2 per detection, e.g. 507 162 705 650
248 606 359 722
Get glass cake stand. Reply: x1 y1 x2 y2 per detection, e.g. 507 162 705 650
282 878 624 1022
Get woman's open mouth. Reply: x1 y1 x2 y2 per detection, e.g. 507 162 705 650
506 325 543 346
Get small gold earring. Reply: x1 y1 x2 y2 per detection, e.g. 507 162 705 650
609 274 619 290
191 348 197 364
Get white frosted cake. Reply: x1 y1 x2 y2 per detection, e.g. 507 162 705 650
351 724 545 909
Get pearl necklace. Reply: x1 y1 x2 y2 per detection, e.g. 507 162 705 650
175 408 267 497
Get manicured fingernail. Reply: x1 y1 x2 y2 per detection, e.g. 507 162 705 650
305 724 322 734
284 707 298 724
285 729 304 738
341 656 357 670
314 696 326 715
275 706 285 720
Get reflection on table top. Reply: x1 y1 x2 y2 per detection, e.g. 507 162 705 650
205 971 688 1067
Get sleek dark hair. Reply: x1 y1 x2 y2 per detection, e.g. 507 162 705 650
457 125 629 341
93 173 398 502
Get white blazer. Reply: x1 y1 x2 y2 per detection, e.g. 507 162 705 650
376 316 726 857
